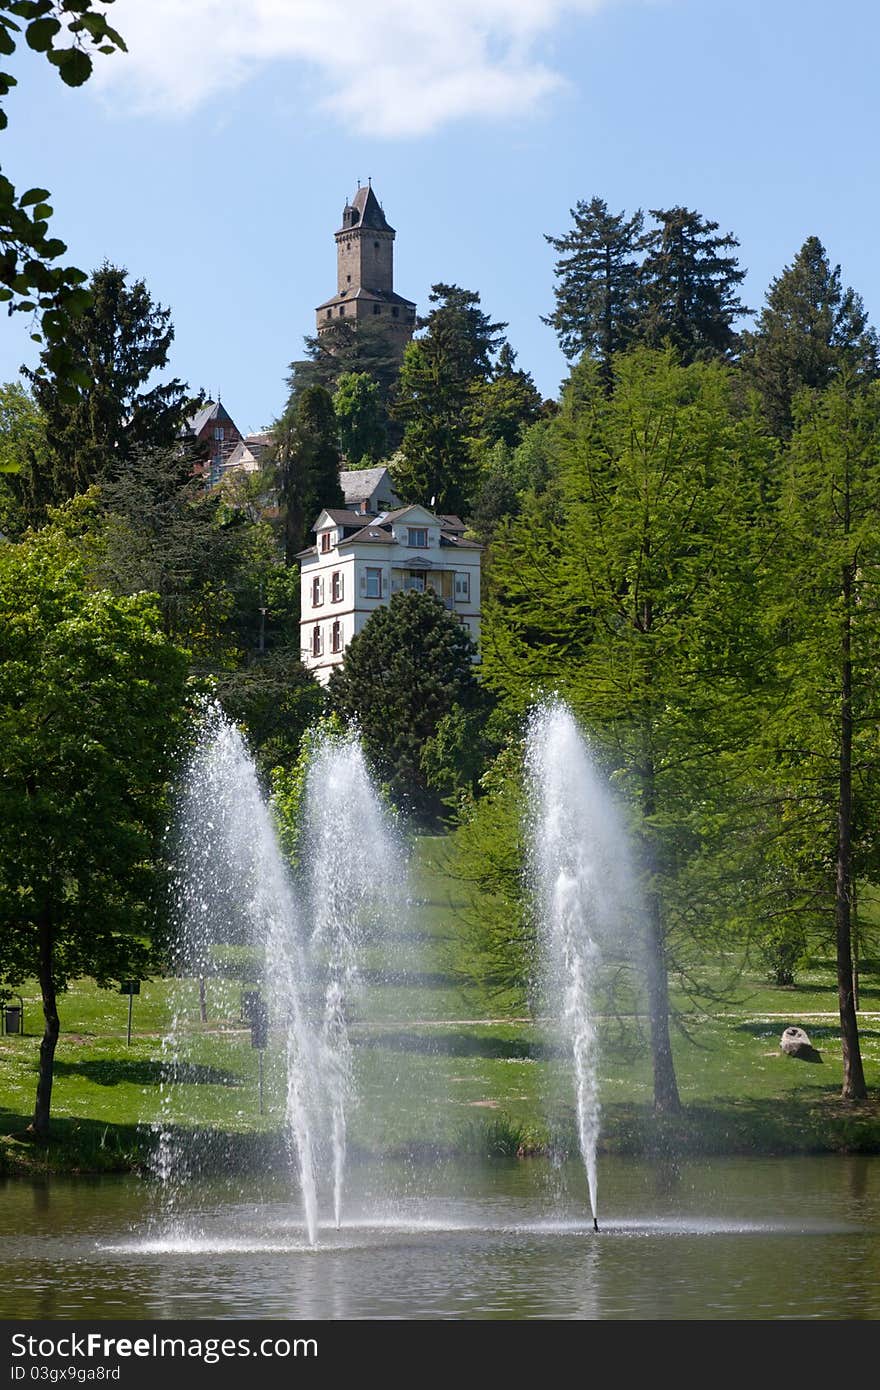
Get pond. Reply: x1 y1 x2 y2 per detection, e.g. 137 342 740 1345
1 1155 878 1320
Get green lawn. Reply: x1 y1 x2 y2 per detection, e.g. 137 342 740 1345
2 834 879 1175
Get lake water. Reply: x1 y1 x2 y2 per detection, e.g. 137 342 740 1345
1 1155 878 1320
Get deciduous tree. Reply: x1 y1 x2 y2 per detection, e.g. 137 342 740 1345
0 511 188 1137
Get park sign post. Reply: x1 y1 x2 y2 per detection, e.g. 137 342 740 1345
119 981 140 1047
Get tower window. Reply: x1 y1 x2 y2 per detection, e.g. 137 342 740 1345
325 309 331 319
346 274 351 282
373 304 380 314
339 305 345 315
392 307 399 318
374 241 380 249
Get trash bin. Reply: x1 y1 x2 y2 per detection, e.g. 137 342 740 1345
241 990 260 1024
4 1006 21 1035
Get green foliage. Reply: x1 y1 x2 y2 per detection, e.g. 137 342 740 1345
391 284 508 515
482 348 776 1108
448 740 532 1009
544 196 645 378
740 236 880 437
638 206 749 362
18 262 195 523
288 319 404 444
268 712 345 868
0 378 45 535
0 3 126 391
273 384 343 563
0 510 188 1132
332 370 387 466
467 343 544 454
328 589 480 822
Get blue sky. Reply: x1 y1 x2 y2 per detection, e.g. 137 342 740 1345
2 0 879 435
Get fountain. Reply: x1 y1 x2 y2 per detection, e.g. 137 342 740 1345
525 699 637 1231
155 706 406 1245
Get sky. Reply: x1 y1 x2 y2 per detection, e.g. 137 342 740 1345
2 0 880 436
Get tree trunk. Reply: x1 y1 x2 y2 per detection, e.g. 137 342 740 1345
199 975 208 1024
645 887 681 1113
30 908 59 1140
836 563 867 1100
641 744 681 1114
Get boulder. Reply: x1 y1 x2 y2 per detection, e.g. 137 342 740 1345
780 1025 822 1063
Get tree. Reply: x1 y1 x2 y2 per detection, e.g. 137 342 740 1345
391 284 508 515
740 236 879 437
0 511 188 1138
481 349 773 1112
544 196 645 383
20 262 194 520
760 377 880 1099
468 344 544 453
638 206 749 363
328 588 480 821
287 319 404 444
273 384 344 564
0 3 126 392
0 378 44 535
332 371 387 466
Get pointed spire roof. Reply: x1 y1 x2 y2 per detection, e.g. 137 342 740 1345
338 184 394 234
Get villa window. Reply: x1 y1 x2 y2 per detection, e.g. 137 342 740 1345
332 571 343 602
312 625 322 657
321 532 332 552
365 567 382 598
455 572 470 602
407 527 428 548
405 572 425 592
331 620 342 653
312 575 324 607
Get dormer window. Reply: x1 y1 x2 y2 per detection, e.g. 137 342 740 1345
407 527 428 548
321 531 332 553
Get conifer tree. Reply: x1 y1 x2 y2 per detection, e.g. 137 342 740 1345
480 349 773 1112
638 207 749 362
761 377 880 1099
392 284 507 515
328 588 480 821
544 196 644 382
20 262 193 522
274 385 343 564
740 236 879 437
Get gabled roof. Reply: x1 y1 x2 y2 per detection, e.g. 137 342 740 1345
186 400 236 437
315 508 369 528
337 185 394 235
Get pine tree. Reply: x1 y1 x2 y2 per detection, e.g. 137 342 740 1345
740 236 879 437
21 263 193 520
392 284 507 515
274 385 344 564
638 207 749 363
543 196 644 382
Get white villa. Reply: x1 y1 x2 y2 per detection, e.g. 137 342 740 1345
298 501 482 683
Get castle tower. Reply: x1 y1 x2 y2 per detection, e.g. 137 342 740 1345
316 184 416 356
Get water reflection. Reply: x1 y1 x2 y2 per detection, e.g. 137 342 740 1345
0 1156 877 1320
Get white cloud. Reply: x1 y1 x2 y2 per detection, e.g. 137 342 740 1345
90 0 623 136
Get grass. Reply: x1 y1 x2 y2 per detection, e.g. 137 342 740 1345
2 834 880 1176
